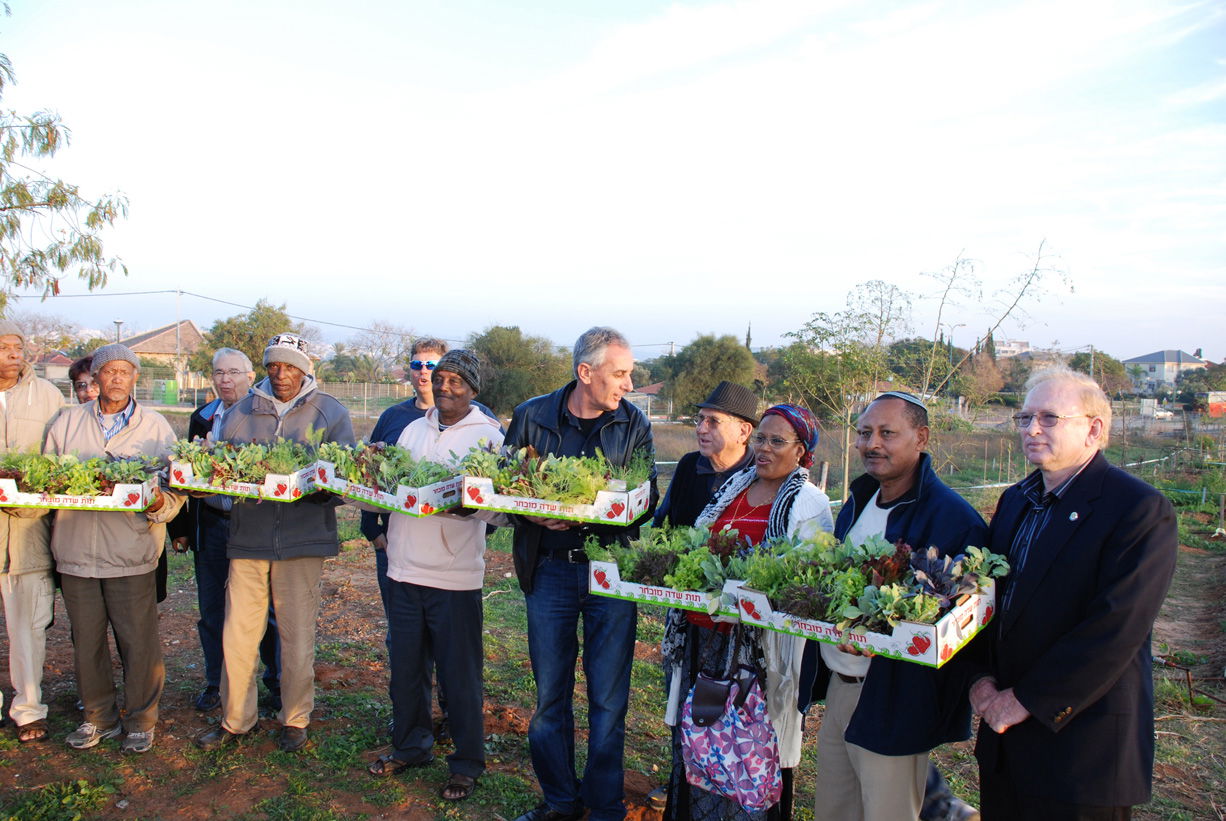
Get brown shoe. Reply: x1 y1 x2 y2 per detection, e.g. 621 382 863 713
195 726 246 751
278 725 308 752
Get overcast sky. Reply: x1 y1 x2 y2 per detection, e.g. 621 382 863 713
3 0 1223 363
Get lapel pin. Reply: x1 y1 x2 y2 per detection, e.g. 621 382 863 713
1069 512 1079 522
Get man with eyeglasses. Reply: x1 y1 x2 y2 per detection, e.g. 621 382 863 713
653 381 757 530
802 390 987 821
966 367 1176 820
0 320 64 744
169 348 281 715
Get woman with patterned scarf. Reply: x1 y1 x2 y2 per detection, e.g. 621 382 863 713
660 404 834 821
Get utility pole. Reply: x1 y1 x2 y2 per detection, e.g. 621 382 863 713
113 319 124 342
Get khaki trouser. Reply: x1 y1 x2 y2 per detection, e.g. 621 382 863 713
0 571 54 726
814 673 927 821
220 556 324 733
60 571 164 733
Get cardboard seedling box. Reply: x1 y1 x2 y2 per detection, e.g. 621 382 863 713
460 476 651 526
0 476 158 512
734 580 995 668
587 560 741 618
169 461 316 503
314 461 462 517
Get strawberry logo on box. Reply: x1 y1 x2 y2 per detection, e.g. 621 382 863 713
420 503 434 515
275 483 288 496
317 467 327 482
906 634 932 656
740 598 761 620
940 645 953 662
593 568 611 590
466 486 484 505
983 605 994 623
173 468 185 483
0 488 7 503
609 501 626 518
292 488 302 499
124 492 141 507
405 495 417 509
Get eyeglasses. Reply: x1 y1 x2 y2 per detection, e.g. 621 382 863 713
750 433 800 449
410 360 439 371
212 369 246 379
1012 412 1093 429
693 414 732 429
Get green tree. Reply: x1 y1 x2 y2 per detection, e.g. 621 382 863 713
190 300 315 372
664 334 757 415
951 351 1004 414
1177 362 1226 405
0 36 127 312
467 325 570 416
1068 351 1130 396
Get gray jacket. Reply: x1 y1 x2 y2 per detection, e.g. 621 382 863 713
218 377 355 560
0 364 64 575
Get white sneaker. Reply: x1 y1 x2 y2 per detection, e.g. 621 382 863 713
121 729 155 754
66 721 123 750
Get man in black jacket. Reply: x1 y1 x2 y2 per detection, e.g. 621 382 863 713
169 348 280 714
507 327 657 821
653 380 756 529
969 368 1176 819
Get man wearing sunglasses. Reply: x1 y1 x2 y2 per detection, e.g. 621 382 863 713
967 367 1176 819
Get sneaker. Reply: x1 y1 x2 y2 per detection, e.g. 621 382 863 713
121 729 155 754
66 721 123 750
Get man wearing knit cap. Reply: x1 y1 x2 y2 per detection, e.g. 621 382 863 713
368 348 504 802
0 319 64 744
42 343 184 753
197 332 355 754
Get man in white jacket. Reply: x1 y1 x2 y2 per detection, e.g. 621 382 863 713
367 349 503 802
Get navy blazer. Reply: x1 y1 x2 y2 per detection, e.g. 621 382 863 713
970 451 1177 806
801 452 989 756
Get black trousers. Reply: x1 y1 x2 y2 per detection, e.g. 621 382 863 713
980 763 1132 821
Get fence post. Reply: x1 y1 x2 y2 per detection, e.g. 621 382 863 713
1220 493 1225 531
816 461 829 493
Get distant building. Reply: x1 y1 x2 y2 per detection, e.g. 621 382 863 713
118 320 205 375
33 352 72 382
994 339 1031 358
626 381 666 417
1122 349 1206 391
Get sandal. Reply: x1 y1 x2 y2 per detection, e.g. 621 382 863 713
17 719 48 743
368 753 433 776
440 773 477 801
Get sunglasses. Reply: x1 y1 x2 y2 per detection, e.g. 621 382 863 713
410 360 439 371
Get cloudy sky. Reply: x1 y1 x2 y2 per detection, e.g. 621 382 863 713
3 0 1223 363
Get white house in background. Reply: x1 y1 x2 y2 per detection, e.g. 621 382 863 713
1122 349 1207 391
994 339 1031 358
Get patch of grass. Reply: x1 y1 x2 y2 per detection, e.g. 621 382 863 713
250 794 345 821
0 778 117 821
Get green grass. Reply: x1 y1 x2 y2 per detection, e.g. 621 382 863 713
1 779 117 821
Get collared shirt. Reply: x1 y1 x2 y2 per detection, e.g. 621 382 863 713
95 398 136 442
538 389 613 554
1000 461 1090 611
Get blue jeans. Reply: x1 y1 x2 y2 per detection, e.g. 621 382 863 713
525 557 637 820
195 507 279 690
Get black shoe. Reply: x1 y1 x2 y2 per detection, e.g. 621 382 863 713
195 726 246 751
512 802 584 821
260 687 282 716
278 725 308 752
434 716 451 742
194 685 221 712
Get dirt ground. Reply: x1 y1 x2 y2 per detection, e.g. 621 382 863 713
1 527 1223 819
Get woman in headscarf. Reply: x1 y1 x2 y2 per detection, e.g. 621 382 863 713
661 404 834 821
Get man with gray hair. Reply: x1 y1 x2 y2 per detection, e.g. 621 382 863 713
505 326 657 821
0 319 64 744
169 347 280 714
968 367 1177 818
42 343 184 753
196 333 355 754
